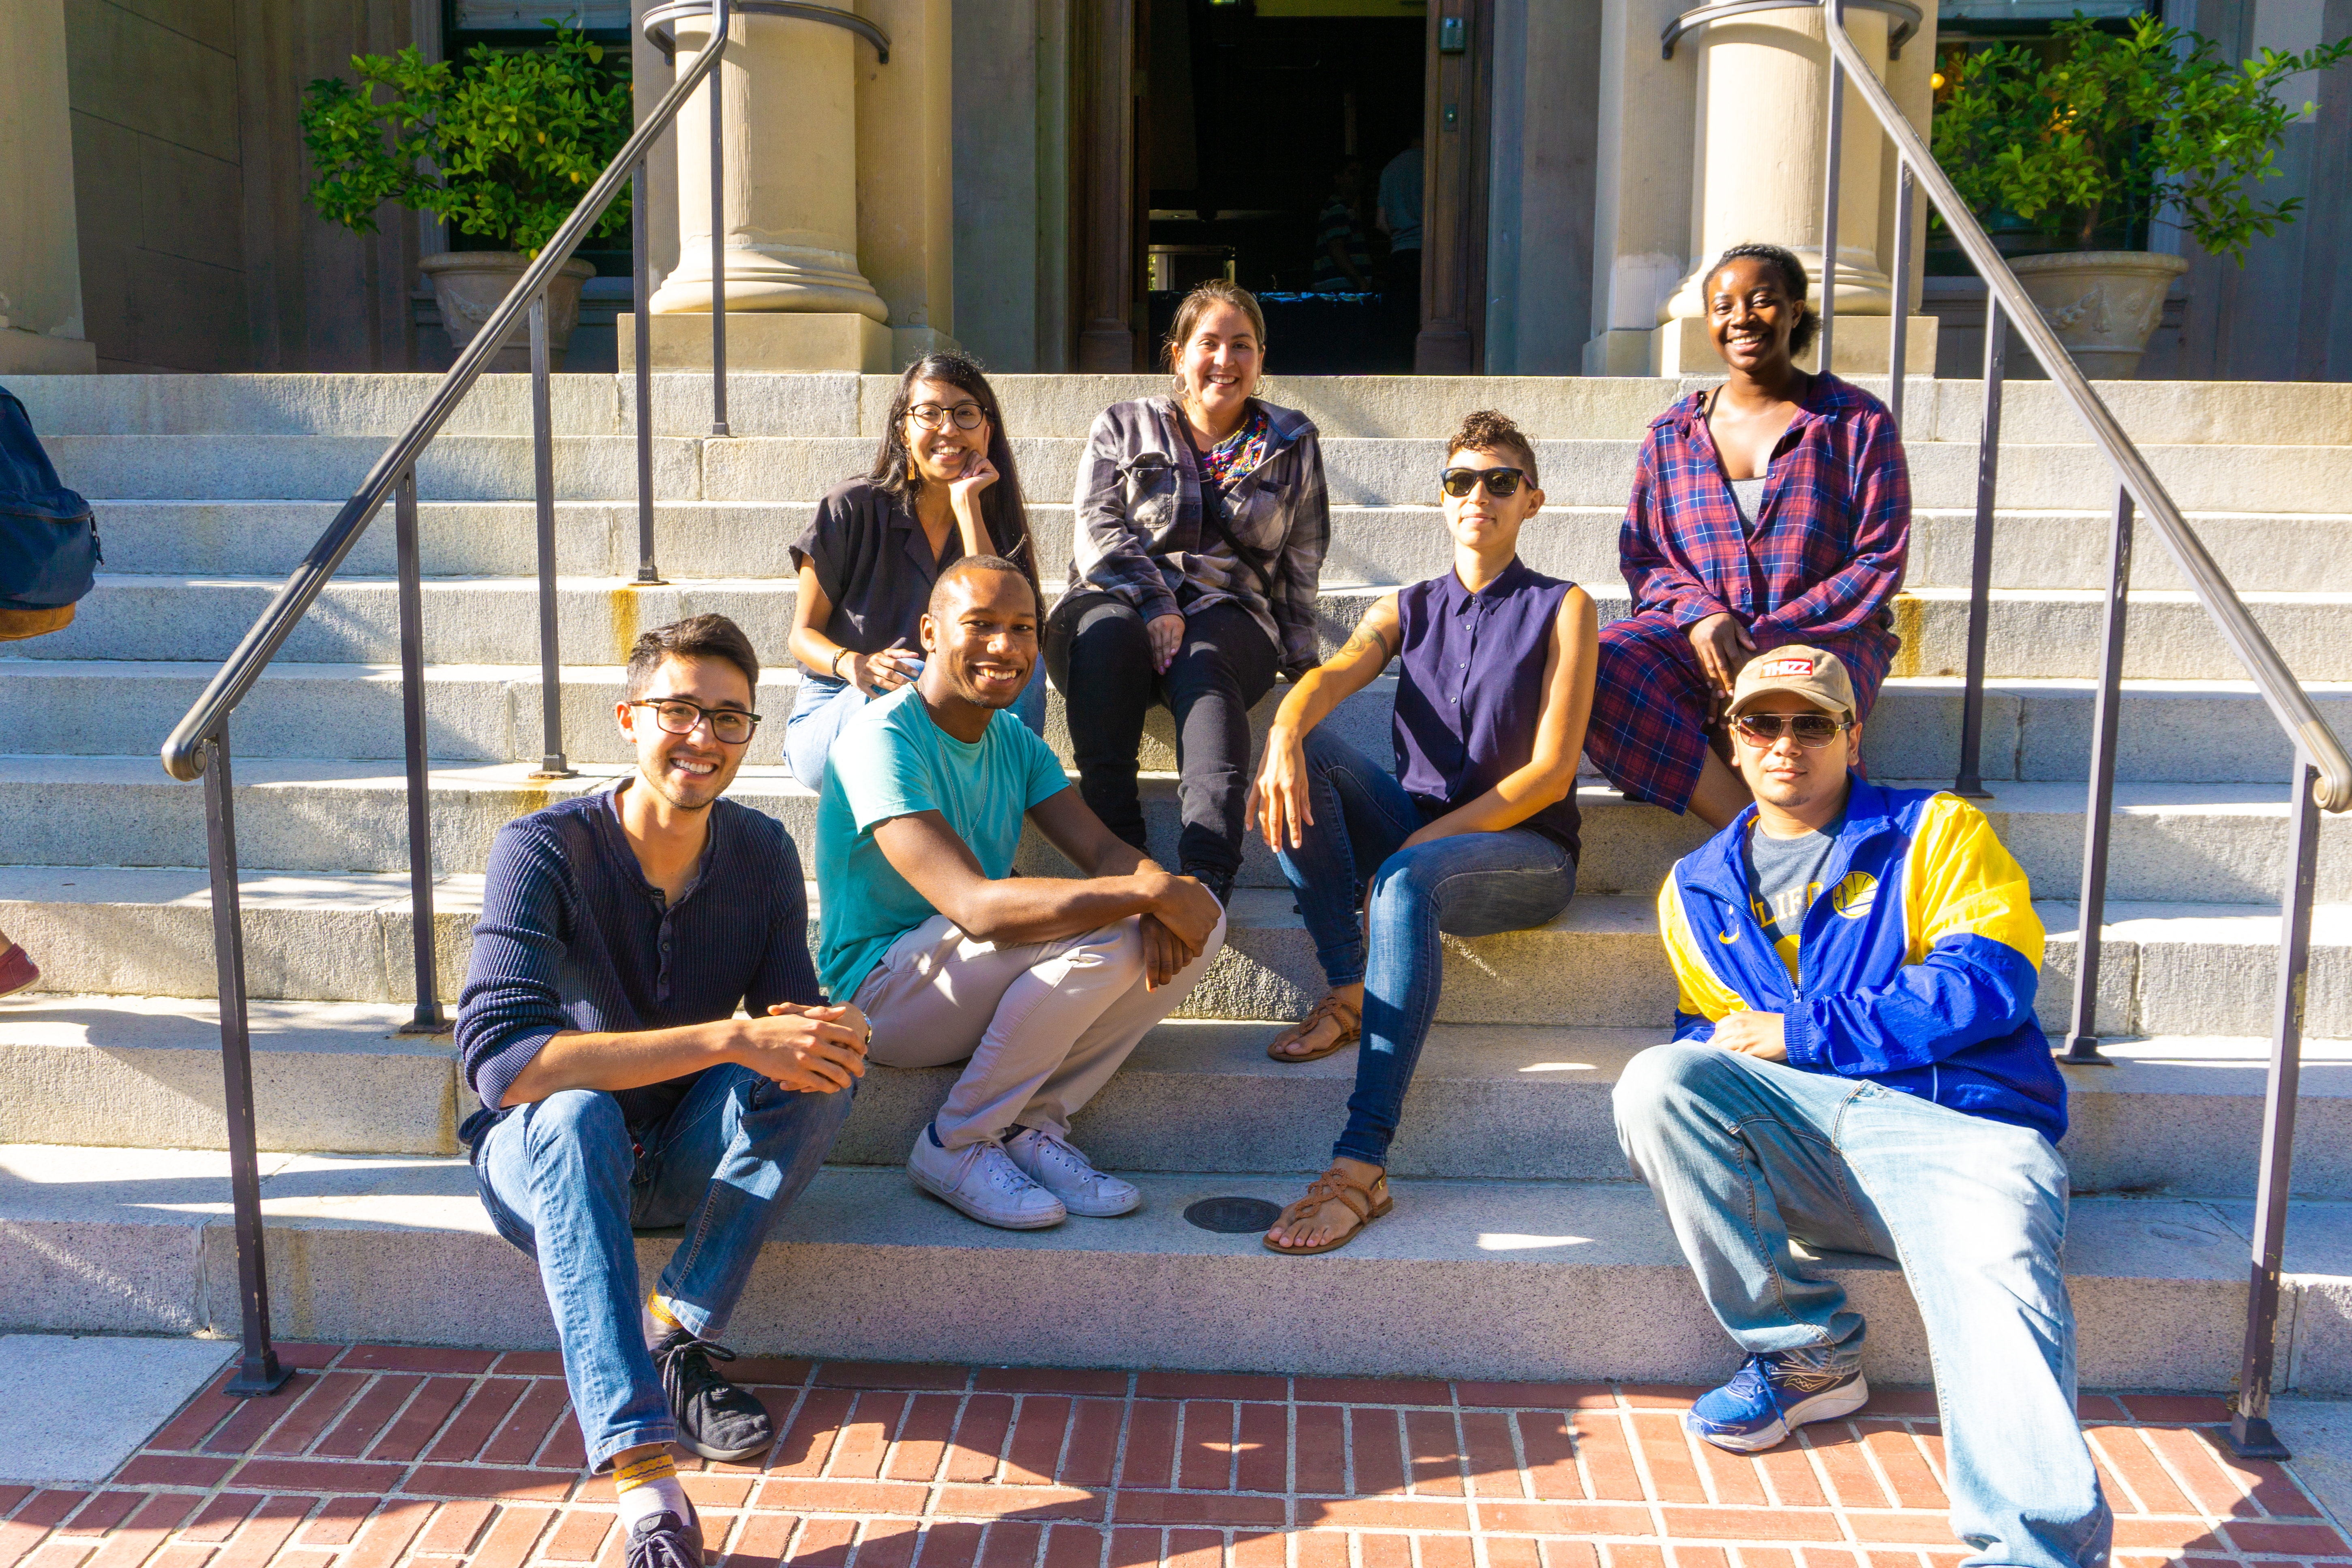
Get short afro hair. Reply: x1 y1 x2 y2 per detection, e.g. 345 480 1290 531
927 554 1037 621
1446 409 1538 488
624 613 760 701
1706 242 1821 358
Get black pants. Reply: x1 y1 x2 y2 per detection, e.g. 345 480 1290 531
1045 593 1279 880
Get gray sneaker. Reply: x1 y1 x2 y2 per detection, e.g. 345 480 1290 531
1005 1127 1141 1217
908 1125 1067 1229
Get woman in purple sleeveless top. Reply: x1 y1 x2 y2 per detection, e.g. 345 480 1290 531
1246 411 1599 1256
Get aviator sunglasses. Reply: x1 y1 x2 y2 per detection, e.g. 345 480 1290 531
1439 465 1527 499
1731 711 1851 748
628 698 763 746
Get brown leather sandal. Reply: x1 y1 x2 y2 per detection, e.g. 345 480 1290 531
1266 991 1362 1063
1262 1165 1393 1255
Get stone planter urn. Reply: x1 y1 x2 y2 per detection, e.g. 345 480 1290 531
418 252 596 373
2010 250 2190 380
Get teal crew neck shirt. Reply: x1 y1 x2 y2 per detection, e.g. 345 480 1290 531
813 683 1070 1004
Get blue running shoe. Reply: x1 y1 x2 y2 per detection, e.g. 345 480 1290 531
1684 1351 1870 1452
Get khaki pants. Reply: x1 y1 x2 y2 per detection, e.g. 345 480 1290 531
852 910 1227 1150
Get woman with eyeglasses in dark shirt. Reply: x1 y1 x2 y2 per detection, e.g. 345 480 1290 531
784 353 1047 788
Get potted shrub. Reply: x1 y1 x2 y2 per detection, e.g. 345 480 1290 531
1932 15 2352 377
300 22 632 371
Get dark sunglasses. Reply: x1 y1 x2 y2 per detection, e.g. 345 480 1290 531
629 698 763 746
1440 465 1527 499
1732 712 1851 748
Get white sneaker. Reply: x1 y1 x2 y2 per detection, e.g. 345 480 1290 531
908 1126 1067 1230
1005 1127 1141 1218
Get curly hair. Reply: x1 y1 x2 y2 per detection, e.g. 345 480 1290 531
1445 408 1539 488
1706 242 1822 358
866 353 1040 597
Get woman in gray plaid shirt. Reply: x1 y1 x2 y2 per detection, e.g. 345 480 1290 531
1043 281 1332 905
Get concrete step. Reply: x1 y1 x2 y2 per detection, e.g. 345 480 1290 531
13 992 2347 1201
4 652 2341 787
15 371 2351 447
47 432 2352 515
7 755 2343 907
0 860 2337 1041
35 572 2352 685
0 1140 2327 1391
89 497 2352 597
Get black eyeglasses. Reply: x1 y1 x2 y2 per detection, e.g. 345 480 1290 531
909 402 986 432
1732 712 1850 748
629 698 763 746
1440 466 1527 499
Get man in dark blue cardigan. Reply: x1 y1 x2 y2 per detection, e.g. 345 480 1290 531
458 615 866 1568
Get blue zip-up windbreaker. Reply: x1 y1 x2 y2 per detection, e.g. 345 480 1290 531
1657 775 2067 1142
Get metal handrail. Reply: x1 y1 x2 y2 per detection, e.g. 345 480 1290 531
1815 5 2352 813
1810 0 2345 1463
154 0 744 1398
159 0 734 785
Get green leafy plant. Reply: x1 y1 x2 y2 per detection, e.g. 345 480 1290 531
299 21 632 257
1930 13 2352 264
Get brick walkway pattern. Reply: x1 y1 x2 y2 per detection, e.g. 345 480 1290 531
3 1344 2345 1568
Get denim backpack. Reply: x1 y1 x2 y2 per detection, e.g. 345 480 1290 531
0 385 99 640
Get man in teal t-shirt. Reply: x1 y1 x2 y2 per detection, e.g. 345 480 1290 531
814 556 1227 1231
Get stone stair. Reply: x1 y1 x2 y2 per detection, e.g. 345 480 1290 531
4 370 2351 1390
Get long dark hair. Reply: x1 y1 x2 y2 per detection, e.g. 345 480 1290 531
868 353 1040 595
1707 242 1822 358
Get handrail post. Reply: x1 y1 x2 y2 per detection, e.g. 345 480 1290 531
529 292 574 780
1817 0 1844 375
392 471 443 1033
2228 752 2322 1460
1952 298 2003 799
708 0 730 438
1887 159 1914 428
633 157 662 585
203 724 291 1397
2060 487 2132 1066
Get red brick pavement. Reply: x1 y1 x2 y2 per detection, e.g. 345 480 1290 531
5 1345 2343 1568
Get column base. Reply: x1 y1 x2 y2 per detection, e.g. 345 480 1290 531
620 312 894 372
1582 329 1658 377
1651 315 1940 377
0 328 96 374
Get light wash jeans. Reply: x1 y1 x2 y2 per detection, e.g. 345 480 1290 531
1613 1041 2110 1568
471 1064 853 1469
1274 726 1576 1166
784 662 1047 788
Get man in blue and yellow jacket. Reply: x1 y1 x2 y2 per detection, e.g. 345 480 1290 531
1614 647 2108 1568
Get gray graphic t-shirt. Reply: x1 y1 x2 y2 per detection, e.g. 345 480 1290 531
1743 808 1846 979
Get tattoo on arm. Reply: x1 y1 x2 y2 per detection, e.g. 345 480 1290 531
1338 621 1393 666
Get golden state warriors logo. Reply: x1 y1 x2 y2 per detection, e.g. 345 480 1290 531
1830 872 1878 919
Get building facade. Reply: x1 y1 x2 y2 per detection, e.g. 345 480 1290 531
2 0 2346 382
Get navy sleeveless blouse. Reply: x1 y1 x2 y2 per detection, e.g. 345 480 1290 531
1391 557 1582 859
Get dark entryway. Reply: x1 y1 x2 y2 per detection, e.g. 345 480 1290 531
1143 0 1428 373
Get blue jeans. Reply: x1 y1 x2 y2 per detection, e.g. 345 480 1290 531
1274 726 1577 1165
471 1064 853 1468
784 663 1047 788
1613 1043 2110 1568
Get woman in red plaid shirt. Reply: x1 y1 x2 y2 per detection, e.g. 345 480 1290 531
1585 243 1911 828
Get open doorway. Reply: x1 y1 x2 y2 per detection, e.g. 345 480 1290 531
1144 0 1429 373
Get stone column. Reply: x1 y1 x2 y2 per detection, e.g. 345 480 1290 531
0 0 97 373
1654 0 1935 374
642 7 891 371
856 0 958 368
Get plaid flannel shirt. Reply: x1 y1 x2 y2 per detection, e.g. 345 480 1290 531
1067 396 1331 677
1622 373 1911 642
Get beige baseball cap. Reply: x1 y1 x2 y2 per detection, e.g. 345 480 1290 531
1727 646 1857 720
